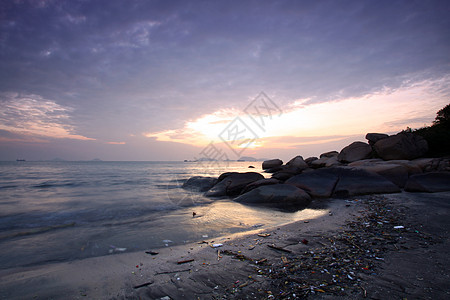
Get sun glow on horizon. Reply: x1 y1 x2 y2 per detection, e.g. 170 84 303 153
145 77 449 154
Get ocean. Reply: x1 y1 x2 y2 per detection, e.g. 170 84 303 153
0 161 324 270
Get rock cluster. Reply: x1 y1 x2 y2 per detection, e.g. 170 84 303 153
183 131 450 206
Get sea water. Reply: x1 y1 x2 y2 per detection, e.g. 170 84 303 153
0 161 323 269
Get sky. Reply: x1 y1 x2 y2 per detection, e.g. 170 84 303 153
0 0 449 161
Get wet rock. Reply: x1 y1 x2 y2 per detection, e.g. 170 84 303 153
234 184 311 206
240 178 280 194
338 141 373 163
366 133 389 146
262 159 283 170
265 166 284 173
404 172 450 192
271 170 298 181
373 132 428 160
205 172 264 197
285 169 339 198
182 176 217 192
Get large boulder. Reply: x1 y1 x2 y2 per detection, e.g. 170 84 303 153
262 159 283 170
305 157 318 166
285 169 339 198
320 151 339 158
234 184 311 206
373 132 428 160
353 164 409 188
404 172 450 192
182 176 217 192
332 167 401 197
338 141 373 163
205 172 264 197
310 156 341 168
366 133 389 146
240 178 280 194
286 156 308 171
271 170 298 181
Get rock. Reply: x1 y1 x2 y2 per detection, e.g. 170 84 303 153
412 158 450 172
217 172 238 182
338 141 373 163
349 159 421 176
411 158 436 171
305 157 318 165
324 156 340 167
310 156 340 168
182 176 217 192
248 166 255 168
348 159 384 167
272 170 298 181
366 133 389 146
265 166 284 173
285 169 339 198
353 164 409 188
320 151 339 158
286 156 308 170
373 132 428 160
385 160 422 175
262 159 283 170
240 178 280 194
404 172 450 192
205 172 264 197
234 184 311 206
332 167 401 197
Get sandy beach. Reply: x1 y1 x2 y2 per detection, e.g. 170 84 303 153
1 191 449 299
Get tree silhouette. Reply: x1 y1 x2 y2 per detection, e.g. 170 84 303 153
414 103 450 157
434 103 450 126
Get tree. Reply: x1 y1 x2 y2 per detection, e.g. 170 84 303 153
434 103 450 126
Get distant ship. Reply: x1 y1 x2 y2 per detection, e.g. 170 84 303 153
16 159 26 161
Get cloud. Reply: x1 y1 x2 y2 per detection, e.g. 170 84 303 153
0 93 94 141
106 141 126 145
145 76 450 152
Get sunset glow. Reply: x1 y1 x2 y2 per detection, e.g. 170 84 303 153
0 1 449 160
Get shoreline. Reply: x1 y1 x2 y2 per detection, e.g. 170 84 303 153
1 191 449 299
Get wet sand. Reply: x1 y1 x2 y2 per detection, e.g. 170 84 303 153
1 192 449 299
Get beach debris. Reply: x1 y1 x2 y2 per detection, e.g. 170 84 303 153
237 195 442 299
267 244 292 253
217 249 222 261
393 225 405 229
109 245 126 252
145 250 159 255
192 212 197 217
198 240 208 244
252 224 264 228
163 239 173 247
258 233 271 237
133 281 154 289
177 259 194 264
202 234 208 238
155 269 191 275
301 239 309 245
304 220 309 223
159 296 171 300
211 243 223 248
